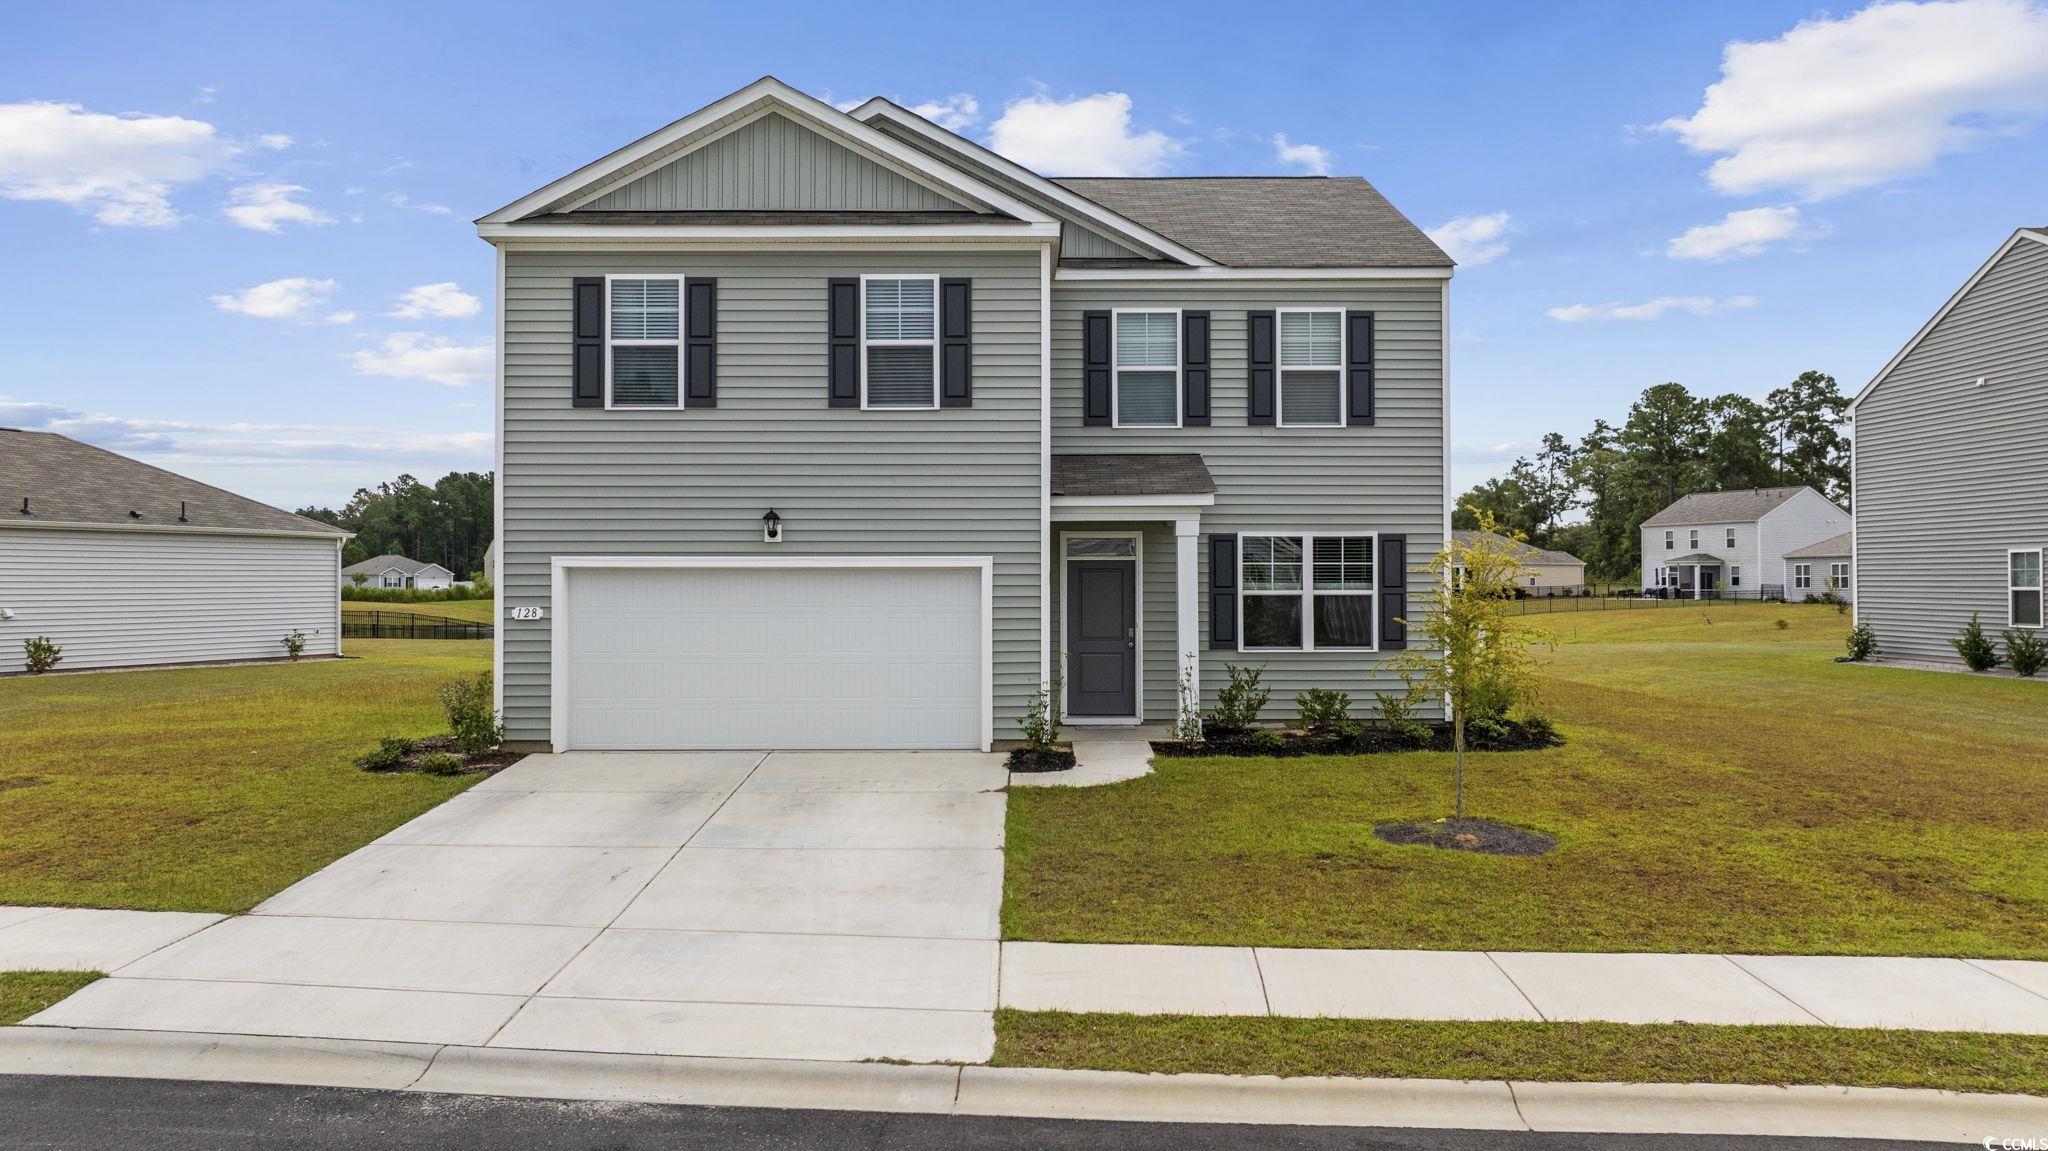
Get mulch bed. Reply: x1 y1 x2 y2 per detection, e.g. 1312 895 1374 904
1153 718 1559 758
1007 746 1078 773
1373 818 1557 857
359 734 525 777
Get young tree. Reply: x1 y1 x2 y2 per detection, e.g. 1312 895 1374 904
1400 510 1550 819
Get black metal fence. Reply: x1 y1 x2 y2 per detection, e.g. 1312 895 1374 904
1504 585 1821 615
342 610 494 640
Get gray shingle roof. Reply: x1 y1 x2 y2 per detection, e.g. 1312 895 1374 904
342 555 451 577
1783 531 1855 560
0 428 346 537
1641 486 1813 528
1051 454 1216 498
1667 553 1725 564
1053 177 1452 269
1452 530 1584 567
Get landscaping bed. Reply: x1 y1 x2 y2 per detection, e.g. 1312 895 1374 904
1006 746 1077 773
1153 717 1557 758
356 733 524 777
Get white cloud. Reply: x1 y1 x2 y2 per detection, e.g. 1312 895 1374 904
323 311 358 325
347 333 493 386
1427 212 1513 266
389 282 481 319
1661 0 2048 198
222 182 334 233
908 93 980 132
209 276 345 321
1547 295 1758 322
1272 134 1331 175
988 92 1182 176
383 191 451 214
1665 205 1826 260
0 101 242 226
193 85 219 105
256 133 293 150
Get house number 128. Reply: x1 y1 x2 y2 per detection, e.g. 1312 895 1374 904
509 606 545 621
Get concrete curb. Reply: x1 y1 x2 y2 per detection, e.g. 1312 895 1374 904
4 1026 2044 1143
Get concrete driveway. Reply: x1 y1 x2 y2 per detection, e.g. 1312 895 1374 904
30 751 1009 1063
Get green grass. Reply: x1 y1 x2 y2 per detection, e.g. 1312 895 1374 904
995 1011 2048 1096
341 598 495 624
0 640 490 913
0 971 103 1025
1006 602 2048 957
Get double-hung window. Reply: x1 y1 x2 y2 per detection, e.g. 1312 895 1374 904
1277 309 1344 427
2011 549 2043 628
1792 563 1812 590
1664 531 1674 550
1112 310 1180 427
1725 528 1737 549
861 275 939 409
1689 529 1700 549
1730 565 1741 587
1829 562 1850 591
607 275 682 409
1240 533 1375 651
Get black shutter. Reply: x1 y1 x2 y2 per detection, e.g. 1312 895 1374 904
571 277 604 408
1347 310 1376 426
1209 534 1238 649
685 279 717 407
1247 310 1276 425
1378 534 1407 649
827 278 859 408
1082 310 1112 425
1183 310 1210 426
940 277 972 408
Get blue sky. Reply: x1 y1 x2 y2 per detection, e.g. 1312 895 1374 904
5 0 2046 508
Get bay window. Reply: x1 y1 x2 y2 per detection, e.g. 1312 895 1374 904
1240 532 1375 651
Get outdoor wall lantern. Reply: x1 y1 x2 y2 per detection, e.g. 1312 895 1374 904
761 509 784 544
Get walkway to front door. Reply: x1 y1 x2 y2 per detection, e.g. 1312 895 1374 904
31 752 1008 1064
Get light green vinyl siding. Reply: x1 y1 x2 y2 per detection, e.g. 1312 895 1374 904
500 248 1044 744
1061 224 1146 260
582 113 971 212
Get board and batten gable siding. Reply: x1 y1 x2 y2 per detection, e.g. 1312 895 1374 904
1049 278 1446 719
1855 234 2048 660
581 113 970 213
1757 489 1853 594
1060 224 1147 260
0 527 340 673
499 248 1045 744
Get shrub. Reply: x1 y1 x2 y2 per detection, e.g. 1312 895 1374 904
439 670 503 755
1294 687 1352 733
341 584 491 604
416 751 467 776
2004 629 2047 678
356 736 416 772
1845 623 1878 661
1515 713 1559 746
280 630 307 661
1249 728 1288 754
1465 714 1510 747
1209 664 1270 733
1952 614 2002 672
1019 671 1062 751
1836 599 1850 616
21 636 62 674
1774 618 1789 630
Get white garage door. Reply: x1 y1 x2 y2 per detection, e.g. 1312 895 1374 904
562 564 984 750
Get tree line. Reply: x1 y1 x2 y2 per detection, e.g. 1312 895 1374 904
297 472 494 578
1453 371 1851 582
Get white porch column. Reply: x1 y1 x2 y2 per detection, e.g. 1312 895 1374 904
1176 517 1200 728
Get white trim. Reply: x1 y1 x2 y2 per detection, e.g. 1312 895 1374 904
2009 547 2044 629
1175 517 1200 729
1056 265 1452 282
849 98 1216 268
1053 493 1217 509
333 538 345 659
1057 530 1144 724
481 221 1061 244
1236 531 1379 653
1441 280 1452 582
604 273 686 410
1852 228 2048 413
858 274 941 411
492 242 506 722
548 555 996 753
1275 307 1346 428
0 519 347 542
1039 245 1053 696
1109 308 1182 429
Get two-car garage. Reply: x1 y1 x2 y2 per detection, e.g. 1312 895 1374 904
553 559 991 751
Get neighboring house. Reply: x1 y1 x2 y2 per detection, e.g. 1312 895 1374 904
1783 532 1854 603
1452 530 1585 593
482 539 499 587
342 555 455 590
1850 227 2048 660
0 429 347 673
1639 486 1851 600
478 77 1450 752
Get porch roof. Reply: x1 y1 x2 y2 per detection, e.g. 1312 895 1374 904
1667 552 1724 564
1051 453 1216 498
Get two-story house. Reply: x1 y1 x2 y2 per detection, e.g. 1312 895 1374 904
479 78 1450 752
1639 486 1851 600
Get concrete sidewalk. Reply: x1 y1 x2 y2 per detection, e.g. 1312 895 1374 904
0 907 220 971
999 943 2048 1034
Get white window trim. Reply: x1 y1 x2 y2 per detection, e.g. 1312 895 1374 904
1829 561 1851 591
1275 307 1346 429
1730 565 1741 587
1237 530 1378 653
604 273 686 411
1725 528 1737 549
2010 548 2043 629
1689 529 1700 549
1056 529 1145 725
1792 563 1812 590
1664 531 1674 550
859 273 941 411
1109 307 1182 429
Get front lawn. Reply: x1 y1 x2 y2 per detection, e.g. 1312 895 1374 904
341 598 496 624
0 640 490 913
0 972 103 1025
1005 603 2048 957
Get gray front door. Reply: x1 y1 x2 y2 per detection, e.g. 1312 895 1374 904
1066 560 1137 717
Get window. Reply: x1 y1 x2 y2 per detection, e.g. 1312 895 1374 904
1112 310 1179 427
2011 549 2043 628
1730 566 1741 587
1277 309 1344 427
607 275 682 409
1689 529 1700 549
1065 536 1137 558
1664 531 1674 550
861 276 938 409
1240 533 1375 650
1726 528 1737 549
1792 563 1812 590
380 573 405 589
1829 562 1850 591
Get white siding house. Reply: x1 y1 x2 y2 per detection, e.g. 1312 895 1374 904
1639 486 1852 599
341 555 455 590
0 429 348 673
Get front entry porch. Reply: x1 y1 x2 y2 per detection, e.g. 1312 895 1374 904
1663 553 1725 600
